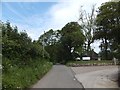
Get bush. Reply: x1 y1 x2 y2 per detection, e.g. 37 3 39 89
1 21 53 89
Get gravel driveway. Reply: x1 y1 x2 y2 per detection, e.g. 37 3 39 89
71 66 119 88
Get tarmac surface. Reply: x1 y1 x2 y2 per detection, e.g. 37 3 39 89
71 66 119 88
32 65 83 88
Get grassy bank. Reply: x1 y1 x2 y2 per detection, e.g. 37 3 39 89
66 60 117 66
2 59 53 89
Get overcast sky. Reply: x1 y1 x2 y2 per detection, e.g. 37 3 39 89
1 0 110 53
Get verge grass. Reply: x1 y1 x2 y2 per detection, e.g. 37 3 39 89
66 60 116 66
2 59 53 89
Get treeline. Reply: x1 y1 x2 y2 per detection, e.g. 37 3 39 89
38 22 85 64
94 1 120 60
38 1 120 62
2 21 50 66
1 1 120 89
1 21 52 89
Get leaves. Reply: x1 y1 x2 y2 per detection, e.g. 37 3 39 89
94 1 120 59
1 21 49 67
60 22 85 61
38 22 85 63
79 5 96 51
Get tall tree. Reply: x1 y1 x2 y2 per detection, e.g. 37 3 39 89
38 29 61 46
94 1 120 59
38 29 61 63
38 22 85 63
60 22 85 62
78 5 96 52
0 21 2 54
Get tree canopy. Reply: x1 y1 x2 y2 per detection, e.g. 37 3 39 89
60 22 85 61
1 21 49 70
79 5 96 52
38 22 85 63
94 1 120 59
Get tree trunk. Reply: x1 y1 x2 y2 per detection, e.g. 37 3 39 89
104 37 108 60
87 42 91 52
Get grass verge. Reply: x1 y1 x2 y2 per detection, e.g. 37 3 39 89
66 60 117 66
2 59 53 89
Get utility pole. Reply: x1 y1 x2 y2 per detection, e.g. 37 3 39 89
42 31 45 59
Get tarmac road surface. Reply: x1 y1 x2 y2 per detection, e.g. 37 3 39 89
72 66 118 88
32 65 84 88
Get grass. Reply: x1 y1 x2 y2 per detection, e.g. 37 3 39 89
66 60 115 66
68 60 113 64
2 59 53 89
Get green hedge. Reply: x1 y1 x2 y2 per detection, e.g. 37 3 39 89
2 59 53 89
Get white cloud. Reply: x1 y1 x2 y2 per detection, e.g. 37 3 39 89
42 0 110 53
10 22 43 40
43 0 110 30
3 0 110 52
91 40 101 53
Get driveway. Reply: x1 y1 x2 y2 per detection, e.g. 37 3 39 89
32 65 83 88
71 66 119 88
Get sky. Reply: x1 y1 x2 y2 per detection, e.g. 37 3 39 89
1 0 110 53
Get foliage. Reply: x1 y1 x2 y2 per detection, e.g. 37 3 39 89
2 21 50 67
38 22 85 64
2 59 52 89
60 22 85 62
79 5 96 52
38 29 61 63
94 1 120 59
99 50 114 60
38 29 61 46
1 21 52 89
45 44 59 64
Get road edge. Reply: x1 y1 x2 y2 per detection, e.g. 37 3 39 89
69 66 85 89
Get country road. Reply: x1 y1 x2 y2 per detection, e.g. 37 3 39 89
32 65 119 88
32 65 84 88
